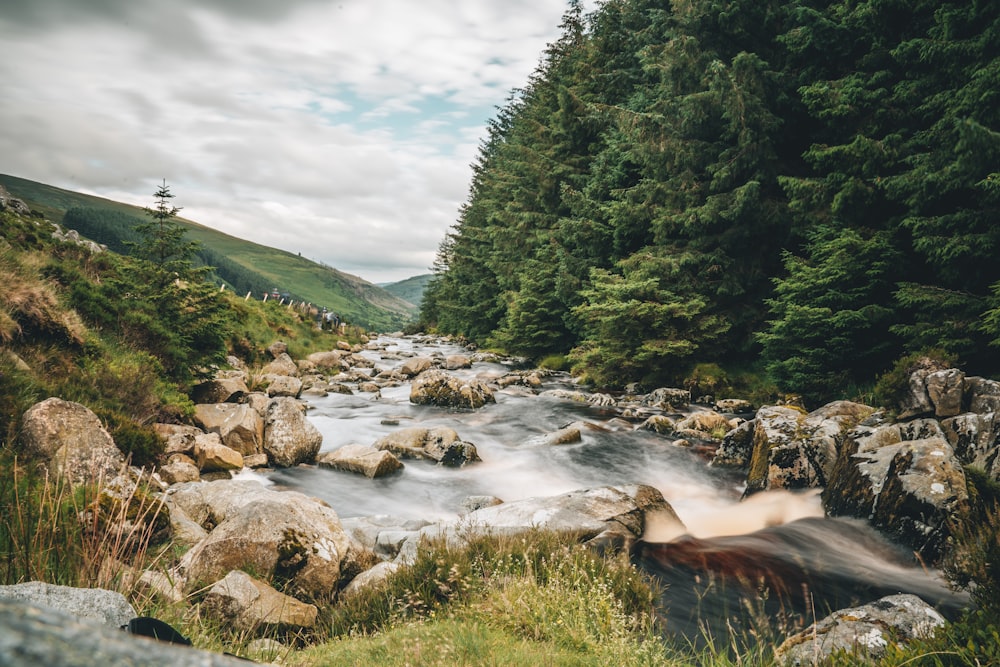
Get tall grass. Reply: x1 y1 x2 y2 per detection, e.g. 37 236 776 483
0 453 167 593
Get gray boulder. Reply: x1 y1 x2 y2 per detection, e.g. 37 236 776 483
262 374 303 398
399 356 434 377
190 377 248 404
824 421 968 563
373 426 481 466
744 402 874 495
642 387 691 409
776 594 946 665
20 397 125 485
261 352 298 376
397 484 679 564
306 350 345 371
0 599 250 667
409 370 495 409
175 481 354 603
318 444 403 478
925 368 965 417
202 570 318 632
0 582 135 628
192 403 263 457
264 397 322 467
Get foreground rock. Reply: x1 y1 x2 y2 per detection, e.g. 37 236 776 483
776 594 946 665
171 480 354 602
19 397 125 485
0 582 135 628
0 599 250 667
409 369 495 409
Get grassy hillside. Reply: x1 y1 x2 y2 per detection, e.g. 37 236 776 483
0 174 416 331
381 273 433 308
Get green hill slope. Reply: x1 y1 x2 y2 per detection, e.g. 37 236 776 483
0 174 416 330
381 273 433 308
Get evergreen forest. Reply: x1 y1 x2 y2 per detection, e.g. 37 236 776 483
420 0 1000 404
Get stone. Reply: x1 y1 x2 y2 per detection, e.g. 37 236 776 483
399 356 434 377
0 599 250 667
267 341 288 358
340 561 401 597
153 423 202 456
264 397 322 467
966 376 1000 414
0 582 136 628
318 444 404 478
715 398 754 414
190 377 249 404
373 426 481 466
639 415 676 435
20 397 125 485
926 368 965 418
409 369 495 409
243 453 270 468
676 411 732 436
444 354 472 370
202 570 318 631
744 402 873 495
261 352 298 377
459 495 503 514
175 481 354 603
538 423 583 445
642 387 691 408
194 432 244 472
263 374 303 398
306 350 344 370
398 485 680 564
192 403 263 456
158 460 200 485
824 424 968 563
776 594 946 665
711 419 755 468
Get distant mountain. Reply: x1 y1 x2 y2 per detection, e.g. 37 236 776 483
381 274 433 308
0 174 417 331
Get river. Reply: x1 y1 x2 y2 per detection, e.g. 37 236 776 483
260 334 966 642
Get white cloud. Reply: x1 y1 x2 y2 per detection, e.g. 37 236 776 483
0 0 597 283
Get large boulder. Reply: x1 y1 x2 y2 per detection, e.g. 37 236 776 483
20 397 125 485
966 376 1000 414
0 582 135 628
192 403 263 457
318 444 403 478
373 426 481 466
824 421 968 563
153 423 202 457
409 370 495 409
775 594 946 665
744 402 874 495
175 481 354 603
201 570 318 632
925 368 965 418
0 599 250 667
264 397 322 467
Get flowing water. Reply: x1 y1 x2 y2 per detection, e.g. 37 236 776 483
261 334 967 640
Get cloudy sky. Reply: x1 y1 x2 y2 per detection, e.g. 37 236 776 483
0 0 594 283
